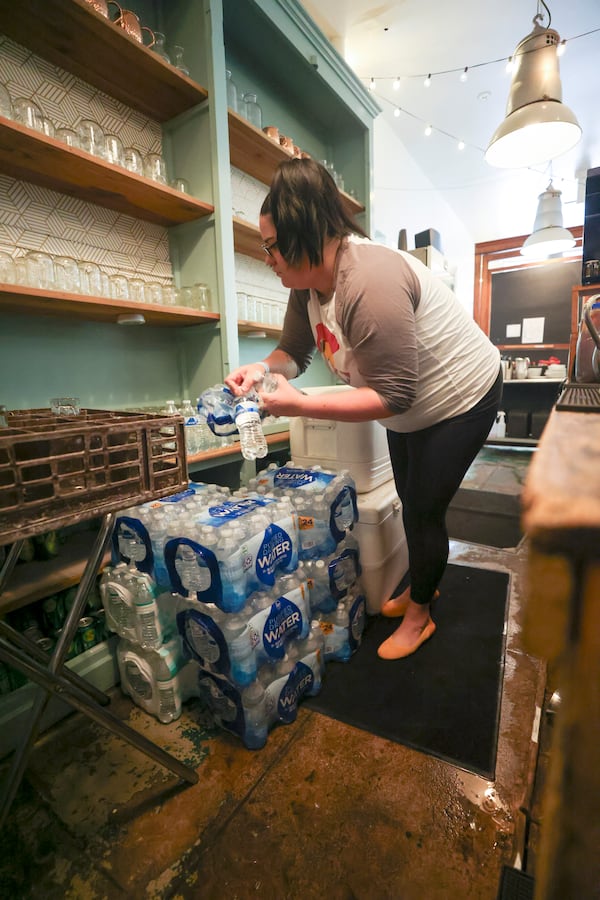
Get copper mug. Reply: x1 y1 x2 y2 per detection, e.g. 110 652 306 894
111 3 155 46
84 0 121 18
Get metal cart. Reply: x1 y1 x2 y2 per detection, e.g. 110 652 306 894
0 407 198 827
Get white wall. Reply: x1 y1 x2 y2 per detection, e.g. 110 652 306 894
371 117 477 312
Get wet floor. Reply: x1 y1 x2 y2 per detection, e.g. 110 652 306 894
0 447 549 899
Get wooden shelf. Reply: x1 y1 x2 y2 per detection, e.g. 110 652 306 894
0 118 214 226
187 430 290 469
503 378 565 384
0 0 208 122
233 217 262 260
228 110 365 218
237 319 282 339
0 529 111 617
0 283 221 327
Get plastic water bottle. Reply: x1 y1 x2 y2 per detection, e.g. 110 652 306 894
241 679 269 749
234 392 268 460
99 564 138 641
117 635 184 723
133 573 163 649
217 525 247 613
222 613 257 687
179 398 202 455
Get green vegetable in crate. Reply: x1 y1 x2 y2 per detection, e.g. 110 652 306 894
33 531 60 560
18 539 35 563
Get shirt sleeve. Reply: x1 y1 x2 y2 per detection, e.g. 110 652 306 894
276 289 316 375
336 244 421 414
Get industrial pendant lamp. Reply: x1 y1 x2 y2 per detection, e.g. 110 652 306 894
485 6 581 169
520 181 576 258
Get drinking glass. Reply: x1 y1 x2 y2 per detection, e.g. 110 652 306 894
128 278 146 302
50 397 80 416
78 261 102 295
246 294 257 321
144 282 163 305
123 147 144 175
26 251 55 289
109 273 129 300
54 256 81 292
175 286 193 307
161 284 177 306
13 98 43 132
104 133 125 166
236 291 248 320
191 283 210 310
40 117 55 138
152 32 171 63
143 152 167 184
242 92 262 129
77 119 106 158
14 257 28 285
0 252 16 283
225 70 238 113
170 177 190 193
0 83 12 119
172 45 189 76
56 127 80 148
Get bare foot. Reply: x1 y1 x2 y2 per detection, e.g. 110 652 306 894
377 601 436 659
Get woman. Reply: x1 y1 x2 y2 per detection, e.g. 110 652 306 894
225 158 501 660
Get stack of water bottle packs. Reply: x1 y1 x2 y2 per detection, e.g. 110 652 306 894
100 465 366 749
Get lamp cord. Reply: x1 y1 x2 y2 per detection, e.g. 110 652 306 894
535 0 551 28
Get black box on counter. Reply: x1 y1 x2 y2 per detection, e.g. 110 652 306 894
415 228 442 252
506 410 530 439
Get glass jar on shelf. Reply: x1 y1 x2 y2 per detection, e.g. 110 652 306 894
172 45 189 76
242 92 262 129
152 32 171 64
226 69 238 113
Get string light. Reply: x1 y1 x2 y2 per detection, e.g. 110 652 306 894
458 140 466 150
424 124 432 136
357 25 597 87
369 76 376 91
394 106 401 117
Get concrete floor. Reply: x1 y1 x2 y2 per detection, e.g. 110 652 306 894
0 446 551 899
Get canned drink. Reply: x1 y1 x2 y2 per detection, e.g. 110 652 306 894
53 628 80 660
22 622 45 645
42 593 65 632
36 636 54 654
92 609 108 643
78 617 97 652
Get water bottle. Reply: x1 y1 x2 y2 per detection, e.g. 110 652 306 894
234 392 268 460
241 679 268 749
160 399 180 452
197 384 237 438
222 613 257 687
296 492 333 559
117 636 183 723
225 69 238 113
132 573 163 649
242 91 262 129
179 398 202 455
99 564 138 641
216 525 247 613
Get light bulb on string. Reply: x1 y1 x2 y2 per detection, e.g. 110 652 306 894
457 140 466 150
460 66 468 83
424 124 432 136
505 56 513 73
393 106 401 118
369 77 376 91
424 73 431 87
393 76 401 90
557 39 566 56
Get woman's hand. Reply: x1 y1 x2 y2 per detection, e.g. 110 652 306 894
224 364 267 397
257 374 308 418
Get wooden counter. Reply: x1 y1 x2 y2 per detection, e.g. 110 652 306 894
520 408 600 899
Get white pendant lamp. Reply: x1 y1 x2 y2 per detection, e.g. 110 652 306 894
485 16 581 169
521 181 576 258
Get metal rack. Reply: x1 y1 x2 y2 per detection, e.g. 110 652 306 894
0 408 198 827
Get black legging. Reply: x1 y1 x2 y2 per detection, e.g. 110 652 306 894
386 367 503 606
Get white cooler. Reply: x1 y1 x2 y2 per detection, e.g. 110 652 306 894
289 385 392 493
353 480 409 615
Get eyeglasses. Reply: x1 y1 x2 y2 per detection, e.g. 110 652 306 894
260 238 278 258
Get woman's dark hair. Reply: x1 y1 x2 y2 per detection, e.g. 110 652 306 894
260 158 367 267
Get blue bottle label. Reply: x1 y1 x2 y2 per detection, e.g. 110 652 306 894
250 591 306 661
329 484 359 543
112 515 154 575
271 466 336 491
328 547 361 598
199 497 275 527
177 608 229 676
277 661 314 723
255 523 294 587
196 671 245 736
164 537 221 602
348 594 367 650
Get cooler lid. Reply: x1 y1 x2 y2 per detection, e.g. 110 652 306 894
356 480 401 524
